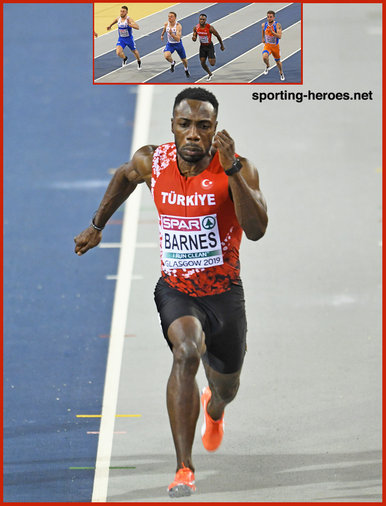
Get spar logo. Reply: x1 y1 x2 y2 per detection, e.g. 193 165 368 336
202 216 216 230
161 216 201 231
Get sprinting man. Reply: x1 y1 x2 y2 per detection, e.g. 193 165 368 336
192 13 224 81
261 10 285 80
74 88 268 497
107 5 142 69
161 12 190 78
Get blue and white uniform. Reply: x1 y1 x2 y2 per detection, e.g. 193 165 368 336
116 17 136 51
163 22 186 59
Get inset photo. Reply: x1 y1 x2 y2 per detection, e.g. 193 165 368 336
93 2 302 84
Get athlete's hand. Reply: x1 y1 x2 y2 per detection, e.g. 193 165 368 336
220 44 225 51
161 34 164 40
212 130 236 172
107 26 111 31
74 227 102 256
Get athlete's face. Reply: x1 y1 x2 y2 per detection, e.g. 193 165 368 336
199 15 207 26
267 13 275 24
168 13 176 24
120 8 128 17
172 99 218 163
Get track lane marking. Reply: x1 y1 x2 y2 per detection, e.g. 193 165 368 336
91 86 154 503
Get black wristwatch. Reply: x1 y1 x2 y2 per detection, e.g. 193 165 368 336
225 158 242 176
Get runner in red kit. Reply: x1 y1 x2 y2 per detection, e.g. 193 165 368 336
192 13 224 81
74 88 268 498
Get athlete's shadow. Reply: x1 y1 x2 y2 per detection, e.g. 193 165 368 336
108 449 382 501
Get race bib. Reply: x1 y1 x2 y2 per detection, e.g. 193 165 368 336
119 28 129 37
199 35 209 43
160 214 223 270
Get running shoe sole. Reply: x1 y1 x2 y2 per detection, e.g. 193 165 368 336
168 484 195 498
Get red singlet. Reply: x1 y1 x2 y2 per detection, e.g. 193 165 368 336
195 23 212 45
151 143 243 297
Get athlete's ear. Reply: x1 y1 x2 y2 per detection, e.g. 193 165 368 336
214 120 218 132
171 117 175 133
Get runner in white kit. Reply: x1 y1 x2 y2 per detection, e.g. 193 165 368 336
107 5 142 69
161 12 190 78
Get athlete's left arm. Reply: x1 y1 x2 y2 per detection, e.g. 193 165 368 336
172 23 182 42
128 17 139 30
210 26 225 50
213 130 268 241
271 23 282 38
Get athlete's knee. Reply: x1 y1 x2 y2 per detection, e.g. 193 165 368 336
172 340 201 373
208 59 216 66
213 375 240 404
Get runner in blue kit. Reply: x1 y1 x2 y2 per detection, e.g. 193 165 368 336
161 12 190 78
107 5 142 69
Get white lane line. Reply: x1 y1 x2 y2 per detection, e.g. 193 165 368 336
248 46 301 83
99 243 121 248
196 18 300 83
91 85 154 503
141 3 292 83
105 274 143 281
99 242 158 249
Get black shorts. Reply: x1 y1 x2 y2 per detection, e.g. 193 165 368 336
154 277 247 374
199 43 215 60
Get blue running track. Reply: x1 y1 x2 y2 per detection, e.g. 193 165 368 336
94 3 250 79
147 3 301 84
253 49 301 83
4 4 135 501
95 2 302 84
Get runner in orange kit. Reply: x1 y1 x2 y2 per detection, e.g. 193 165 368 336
262 10 285 80
74 88 268 498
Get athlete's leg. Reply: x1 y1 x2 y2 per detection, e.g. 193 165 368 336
116 44 126 60
166 315 206 472
275 59 283 73
200 57 212 76
164 50 174 63
208 57 216 67
181 57 189 70
262 50 270 68
202 360 241 420
131 48 141 62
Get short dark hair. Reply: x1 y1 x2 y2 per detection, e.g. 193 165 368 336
169 11 177 18
267 10 275 16
121 5 128 11
199 13 207 18
173 88 219 115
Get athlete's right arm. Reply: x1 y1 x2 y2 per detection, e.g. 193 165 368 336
261 23 265 43
161 23 167 40
74 145 157 256
192 26 197 41
107 18 118 30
